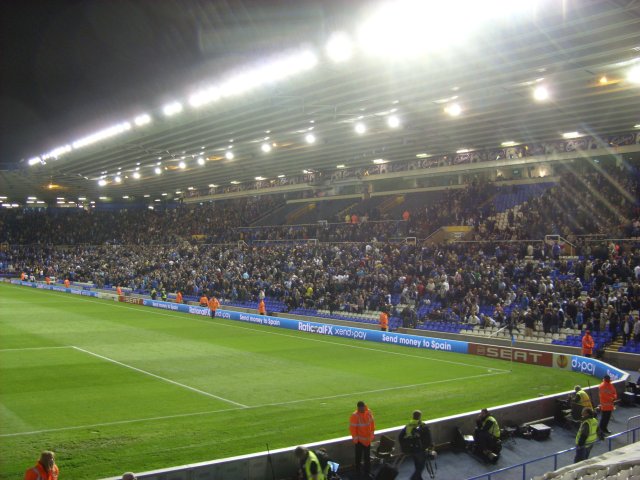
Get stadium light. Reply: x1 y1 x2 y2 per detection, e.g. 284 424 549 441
134 114 151 126
28 157 41 166
387 115 400 128
154 167 162 175
355 122 367 134
326 32 354 62
163 102 183 117
456 148 471 153
336 164 346 169
72 122 131 149
255 176 266 181
225 151 234 160
189 87 221 108
261 143 272 153
98 179 107 186
197 157 206 165
305 133 316 144
501 141 518 147
178 161 186 169
230 180 240 184
132 172 141 179
42 144 72 160
373 158 388 164
562 131 582 139
533 85 549 101
114 175 122 183
444 103 462 117
628 65 640 84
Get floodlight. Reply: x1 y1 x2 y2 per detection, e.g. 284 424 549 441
132 172 141 179
98 179 107 186
373 158 388 164
163 102 183 116
28 157 41 166
189 87 221 108
387 115 400 128
134 114 151 126
336 164 346 169
225 151 234 160
456 148 470 153
501 141 518 147
197 157 206 165
533 85 549 101
261 143 272 153
445 103 462 116
305 133 316 144
255 176 266 181
355 122 367 134
178 161 186 169
154 167 162 175
562 131 582 139
72 122 131 149
326 32 354 62
628 65 640 84
114 175 122 183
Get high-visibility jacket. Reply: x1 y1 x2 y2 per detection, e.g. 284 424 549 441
599 380 617 411
301 450 324 480
350 407 375 446
576 417 599 446
575 389 593 410
21 272 26 280
582 334 594 355
45 277 51 285
379 312 389 330
258 300 266 314
176 292 183 304
63 279 70 288
199 295 208 306
116 286 123 296
482 415 501 439
208 297 220 311
24 463 59 480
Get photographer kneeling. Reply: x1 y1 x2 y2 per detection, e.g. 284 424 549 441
473 408 501 463
399 410 435 480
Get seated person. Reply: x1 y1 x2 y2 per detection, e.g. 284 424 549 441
474 408 501 458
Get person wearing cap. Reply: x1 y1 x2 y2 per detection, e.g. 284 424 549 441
574 407 600 463
24 451 59 480
571 385 593 420
349 400 375 479
598 374 617 434
581 330 595 358
399 410 433 480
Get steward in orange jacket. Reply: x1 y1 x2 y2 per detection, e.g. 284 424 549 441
258 299 266 315
24 451 59 480
116 285 123 296
598 374 617 434
350 401 375 477
582 331 595 357
199 295 208 307
379 311 389 331
208 296 220 318
175 291 183 304
64 279 70 288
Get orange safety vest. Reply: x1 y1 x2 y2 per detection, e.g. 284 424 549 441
21 272 26 280
379 312 389 330
350 408 375 446
582 334 594 355
599 380 617 411
258 300 266 314
24 463 59 480
208 297 220 311
176 292 183 304
45 277 51 285
116 286 123 296
199 296 208 306
64 279 70 288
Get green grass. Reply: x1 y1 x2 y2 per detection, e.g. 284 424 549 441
0 283 590 479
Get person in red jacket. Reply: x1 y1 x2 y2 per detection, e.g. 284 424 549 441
598 374 618 434
582 330 595 357
258 299 266 315
24 451 59 480
350 400 375 478
379 310 389 332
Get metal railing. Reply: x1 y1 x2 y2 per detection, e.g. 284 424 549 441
466 425 640 480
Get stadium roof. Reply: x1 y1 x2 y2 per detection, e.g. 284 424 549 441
2 0 640 204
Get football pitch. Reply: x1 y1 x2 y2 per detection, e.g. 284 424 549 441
0 283 591 479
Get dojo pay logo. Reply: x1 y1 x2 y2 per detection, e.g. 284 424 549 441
571 357 595 374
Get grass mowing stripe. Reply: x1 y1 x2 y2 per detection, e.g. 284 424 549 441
1 370 507 438
71 346 248 408
8 284 507 372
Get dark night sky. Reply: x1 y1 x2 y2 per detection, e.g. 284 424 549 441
0 0 355 166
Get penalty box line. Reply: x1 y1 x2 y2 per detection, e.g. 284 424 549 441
14 286 510 373
71 346 248 409
0 370 508 438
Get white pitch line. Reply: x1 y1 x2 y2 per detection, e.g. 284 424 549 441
0 346 73 352
7 285 509 373
0 370 507 438
71 346 248 408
